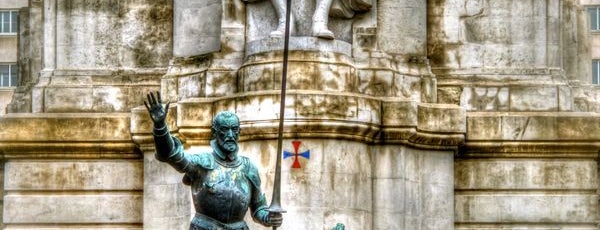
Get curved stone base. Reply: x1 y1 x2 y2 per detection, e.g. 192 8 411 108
245 37 351 56
239 37 357 93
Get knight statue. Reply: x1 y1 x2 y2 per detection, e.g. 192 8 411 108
144 92 283 230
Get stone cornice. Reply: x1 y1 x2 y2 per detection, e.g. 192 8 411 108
130 91 467 151
461 112 600 158
460 141 600 158
467 112 600 141
0 113 139 159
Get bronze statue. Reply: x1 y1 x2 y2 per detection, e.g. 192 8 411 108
144 92 283 230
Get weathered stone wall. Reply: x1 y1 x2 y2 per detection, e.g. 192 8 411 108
1 0 599 230
427 0 600 229
0 0 27 8
428 0 562 72
54 0 171 69
456 113 600 229
372 146 453 230
131 83 465 230
0 89 13 115
429 0 586 114
244 139 373 229
7 1 43 113
10 0 173 113
0 113 142 229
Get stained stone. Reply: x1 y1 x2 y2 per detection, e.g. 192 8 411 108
1 0 599 229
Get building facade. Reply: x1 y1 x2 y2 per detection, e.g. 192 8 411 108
584 0 600 85
0 0 27 115
0 0 598 229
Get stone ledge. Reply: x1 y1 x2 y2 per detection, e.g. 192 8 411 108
245 37 352 57
51 68 167 77
0 142 139 159
455 193 597 223
0 113 133 141
5 161 143 191
4 193 142 224
0 113 139 159
432 67 565 78
467 112 600 141
130 91 466 150
460 141 600 158
455 159 598 190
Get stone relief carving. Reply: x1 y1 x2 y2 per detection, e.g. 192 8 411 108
245 0 371 39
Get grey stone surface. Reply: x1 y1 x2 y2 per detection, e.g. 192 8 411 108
466 112 600 141
245 36 351 57
460 86 509 111
418 103 466 133
5 161 143 191
510 86 558 111
173 0 222 57
372 146 454 230
0 89 14 116
377 0 426 55
4 194 142 223
143 151 191 230
242 139 373 229
455 194 597 223
456 159 598 190
2 0 600 229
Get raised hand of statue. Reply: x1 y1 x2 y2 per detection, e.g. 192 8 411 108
267 211 283 227
144 91 170 128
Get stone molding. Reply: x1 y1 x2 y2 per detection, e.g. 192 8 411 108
130 91 467 151
462 111 600 158
0 113 139 159
245 37 352 57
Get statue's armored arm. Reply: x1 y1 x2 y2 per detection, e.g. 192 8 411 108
145 91 195 173
245 160 274 227
251 193 271 226
152 125 195 173
153 123 175 161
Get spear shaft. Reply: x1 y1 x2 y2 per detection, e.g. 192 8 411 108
267 0 292 227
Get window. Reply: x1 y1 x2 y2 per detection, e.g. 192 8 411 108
594 60 600 85
589 7 600 31
0 10 18 34
0 64 18 87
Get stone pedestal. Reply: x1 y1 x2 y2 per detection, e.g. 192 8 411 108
243 139 373 229
142 149 191 230
239 37 356 93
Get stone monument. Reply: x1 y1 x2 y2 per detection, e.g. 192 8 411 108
1 0 599 230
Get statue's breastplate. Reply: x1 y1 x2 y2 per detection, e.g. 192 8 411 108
192 161 251 223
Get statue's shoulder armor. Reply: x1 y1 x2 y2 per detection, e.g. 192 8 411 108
241 156 261 189
189 151 215 170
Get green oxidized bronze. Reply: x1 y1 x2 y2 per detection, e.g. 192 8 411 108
331 223 345 230
144 92 283 230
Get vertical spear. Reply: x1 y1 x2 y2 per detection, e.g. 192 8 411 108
267 0 292 227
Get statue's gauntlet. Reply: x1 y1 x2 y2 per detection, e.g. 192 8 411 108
251 193 272 226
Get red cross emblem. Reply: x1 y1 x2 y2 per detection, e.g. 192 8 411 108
283 140 310 169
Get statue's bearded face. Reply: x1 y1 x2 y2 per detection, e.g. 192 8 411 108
214 115 240 154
